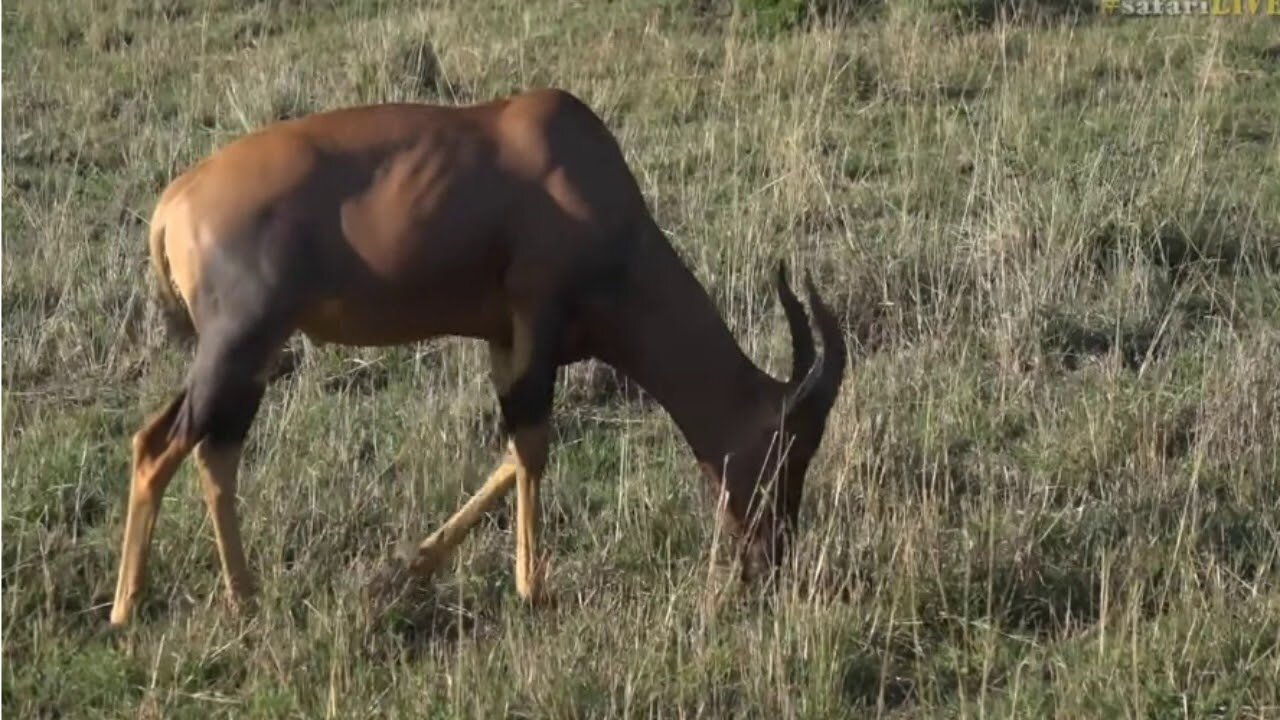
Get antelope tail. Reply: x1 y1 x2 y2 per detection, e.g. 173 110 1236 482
147 208 195 344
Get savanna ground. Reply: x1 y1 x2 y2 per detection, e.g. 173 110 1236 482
4 0 1279 717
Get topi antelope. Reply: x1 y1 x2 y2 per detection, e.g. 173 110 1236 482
111 88 845 626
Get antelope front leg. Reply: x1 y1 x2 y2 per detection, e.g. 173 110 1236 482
494 305 557 603
405 303 558 601
512 423 549 602
408 454 519 576
401 429 548 594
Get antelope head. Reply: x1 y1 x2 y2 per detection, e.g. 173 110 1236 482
699 264 847 582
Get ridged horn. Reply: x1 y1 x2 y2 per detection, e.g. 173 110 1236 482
785 273 846 428
776 261 815 390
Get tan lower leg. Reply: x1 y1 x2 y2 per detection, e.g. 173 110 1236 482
514 466 543 601
195 442 255 605
511 424 549 602
111 421 191 626
408 458 519 576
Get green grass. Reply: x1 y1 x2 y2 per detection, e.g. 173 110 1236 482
4 1 1279 717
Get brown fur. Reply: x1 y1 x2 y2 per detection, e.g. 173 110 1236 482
112 88 846 626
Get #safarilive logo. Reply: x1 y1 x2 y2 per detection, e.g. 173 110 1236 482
1101 0 1279 13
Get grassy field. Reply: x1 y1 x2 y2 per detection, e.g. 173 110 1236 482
4 0 1279 717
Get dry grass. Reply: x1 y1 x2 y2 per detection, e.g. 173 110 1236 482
3 1 1279 717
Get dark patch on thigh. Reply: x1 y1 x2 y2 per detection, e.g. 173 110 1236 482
168 370 265 447
168 322 276 446
202 379 265 446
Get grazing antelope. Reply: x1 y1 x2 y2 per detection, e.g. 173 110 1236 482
111 88 845 626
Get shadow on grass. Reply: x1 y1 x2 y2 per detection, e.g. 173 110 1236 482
826 253 983 358
1040 314 1160 371
1087 217 1280 286
839 650 917 710
360 565 478 662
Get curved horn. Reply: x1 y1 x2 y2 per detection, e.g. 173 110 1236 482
786 273 847 425
776 261 815 389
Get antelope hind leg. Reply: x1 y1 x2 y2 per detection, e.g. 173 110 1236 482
112 333 269 626
195 440 258 612
111 396 194 626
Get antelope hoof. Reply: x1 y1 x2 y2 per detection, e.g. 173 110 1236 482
516 555 549 605
405 540 451 579
108 603 134 628
223 588 258 619
109 583 145 627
